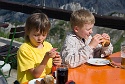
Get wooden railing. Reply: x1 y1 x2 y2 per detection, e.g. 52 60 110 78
0 0 125 30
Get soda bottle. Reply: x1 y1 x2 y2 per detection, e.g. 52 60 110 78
52 52 59 78
52 63 57 78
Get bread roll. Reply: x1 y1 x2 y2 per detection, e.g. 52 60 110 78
101 39 110 47
43 75 54 84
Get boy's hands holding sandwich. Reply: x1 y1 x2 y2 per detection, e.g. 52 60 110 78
89 34 104 49
89 33 110 49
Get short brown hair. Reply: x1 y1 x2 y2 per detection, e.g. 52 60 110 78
70 9 95 29
25 13 50 41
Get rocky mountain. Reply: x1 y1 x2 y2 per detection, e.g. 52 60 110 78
0 0 125 22
7 0 125 14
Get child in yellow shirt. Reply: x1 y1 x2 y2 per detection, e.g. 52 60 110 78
17 13 62 84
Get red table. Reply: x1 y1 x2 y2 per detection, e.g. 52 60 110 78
68 52 125 84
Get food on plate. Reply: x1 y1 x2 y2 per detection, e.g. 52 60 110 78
35 75 54 84
35 79 45 84
43 75 54 84
101 39 110 47
36 80 41 84
41 79 45 84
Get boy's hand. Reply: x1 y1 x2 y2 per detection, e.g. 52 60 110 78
101 33 110 40
53 53 62 66
50 48 58 52
89 34 104 49
45 48 58 58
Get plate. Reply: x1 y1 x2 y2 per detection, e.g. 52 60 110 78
28 78 56 84
87 58 110 65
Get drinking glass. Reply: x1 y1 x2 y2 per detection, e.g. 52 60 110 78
56 64 68 84
121 42 125 65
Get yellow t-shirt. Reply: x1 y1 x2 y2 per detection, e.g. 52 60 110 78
17 41 53 84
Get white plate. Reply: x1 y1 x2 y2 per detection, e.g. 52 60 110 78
28 78 56 84
87 58 110 65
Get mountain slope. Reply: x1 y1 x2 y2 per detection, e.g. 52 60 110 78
0 0 125 22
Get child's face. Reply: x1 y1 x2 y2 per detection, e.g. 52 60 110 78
28 29 47 47
74 23 94 39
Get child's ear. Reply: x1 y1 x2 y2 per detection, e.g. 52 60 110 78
74 26 79 32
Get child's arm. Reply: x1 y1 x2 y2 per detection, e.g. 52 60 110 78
101 33 113 56
94 33 113 57
28 48 57 78
53 53 62 66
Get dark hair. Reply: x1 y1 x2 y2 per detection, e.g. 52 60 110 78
25 13 50 41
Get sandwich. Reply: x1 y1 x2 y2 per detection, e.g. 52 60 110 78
43 75 54 84
101 39 110 47
35 75 54 84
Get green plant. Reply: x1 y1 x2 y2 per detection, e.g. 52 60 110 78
113 33 125 53
47 20 70 52
0 29 9 38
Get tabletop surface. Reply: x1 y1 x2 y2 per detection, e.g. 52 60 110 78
68 52 125 84
26 52 125 84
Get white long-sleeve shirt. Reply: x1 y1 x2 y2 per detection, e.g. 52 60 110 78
60 31 113 68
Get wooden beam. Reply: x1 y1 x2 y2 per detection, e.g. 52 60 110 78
0 23 9 28
0 0 125 30
94 14 125 30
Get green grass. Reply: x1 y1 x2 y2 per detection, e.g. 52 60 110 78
0 30 9 38
0 29 24 43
